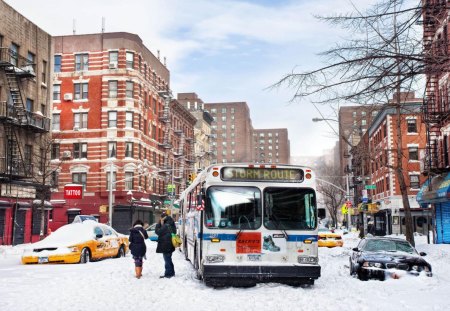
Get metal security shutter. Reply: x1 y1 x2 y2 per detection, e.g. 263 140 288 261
13 210 26 245
112 209 132 234
436 202 450 244
32 209 48 235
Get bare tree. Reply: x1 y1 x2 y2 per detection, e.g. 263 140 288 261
30 135 62 239
272 0 446 246
317 164 347 228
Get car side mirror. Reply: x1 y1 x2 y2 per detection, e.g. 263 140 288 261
419 252 427 256
96 234 103 239
352 247 359 252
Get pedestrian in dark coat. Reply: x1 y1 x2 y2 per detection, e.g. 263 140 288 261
129 219 148 279
155 212 176 278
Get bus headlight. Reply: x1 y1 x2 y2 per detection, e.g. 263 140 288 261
206 254 225 263
298 256 318 264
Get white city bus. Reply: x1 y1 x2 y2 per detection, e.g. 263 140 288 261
179 163 320 287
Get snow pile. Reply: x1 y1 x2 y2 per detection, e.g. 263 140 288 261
0 232 448 311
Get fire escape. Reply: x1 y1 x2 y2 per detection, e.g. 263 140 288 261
0 47 51 187
422 2 450 175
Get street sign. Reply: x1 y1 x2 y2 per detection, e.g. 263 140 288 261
365 184 376 190
64 184 83 199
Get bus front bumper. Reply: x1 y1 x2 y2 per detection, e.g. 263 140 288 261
203 264 321 285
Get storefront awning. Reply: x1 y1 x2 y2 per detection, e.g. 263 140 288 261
417 173 450 204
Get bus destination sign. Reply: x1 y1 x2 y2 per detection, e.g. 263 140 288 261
221 167 304 182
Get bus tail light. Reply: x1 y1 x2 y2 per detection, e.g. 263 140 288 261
305 173 312 179
212 171 219 177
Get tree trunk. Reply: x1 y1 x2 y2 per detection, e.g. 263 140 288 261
395 96 415 246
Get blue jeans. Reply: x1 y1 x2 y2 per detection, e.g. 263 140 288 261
163 253 175 277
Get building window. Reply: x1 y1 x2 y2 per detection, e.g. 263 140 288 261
221 108 226 113
407 119 417 133
126 81 134 98
259 133 265 137
221 116 226 122
109 81 118 98
372 111 378 116
24 145 32 168
27 52 35 72
73 143 88 159
108 142 117 158
109 51 118 67
361 119 367 126
352 111 357 117
54 55 62 72
126 52 134 69
125 142 133 157
74 82 88 100
231 108 235 113
74 112 88 129
51 144 60 160
125 172 134 190
25 98 33 112
410 175 420 189
221 125 226 130
53 85 60 100
42 60 47 84
211 108 216 114
108 111 117 128
72 173 87 190
126 111 133 128
52 114 60 131
361 111 366 116
222 150 227 156
75 53 89 71
10 43 19 66
106 172 117 190
409 147 419 161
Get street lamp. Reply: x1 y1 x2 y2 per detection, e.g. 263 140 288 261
312 117 338 123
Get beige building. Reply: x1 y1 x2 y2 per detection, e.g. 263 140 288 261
0 0 53 244
176 92 215 171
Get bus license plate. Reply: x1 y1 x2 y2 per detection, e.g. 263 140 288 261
247 254 261 261
38 257 48 264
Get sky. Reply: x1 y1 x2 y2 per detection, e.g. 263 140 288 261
1 232 448 310
4 0 376 157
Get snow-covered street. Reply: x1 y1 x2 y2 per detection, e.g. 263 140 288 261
0 233 448 311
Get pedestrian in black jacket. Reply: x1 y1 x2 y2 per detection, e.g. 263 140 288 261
129 219 148 279
155 212 176 278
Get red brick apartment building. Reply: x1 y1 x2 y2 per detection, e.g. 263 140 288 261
0 0 53 245
204 102 254 163
418 0 450 243
253 128 290 164
50 32 195 233
352 93 428 236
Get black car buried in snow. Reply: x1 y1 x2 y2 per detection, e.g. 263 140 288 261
349 236 432 281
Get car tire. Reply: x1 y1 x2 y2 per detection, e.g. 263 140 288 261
80 248 91 264
116 245 125 258
349 259 355 275
184 237 189 261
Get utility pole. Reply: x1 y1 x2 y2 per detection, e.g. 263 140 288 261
108 161 114 226
346 173 351 229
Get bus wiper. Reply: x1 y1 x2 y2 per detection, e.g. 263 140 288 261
236 215 251 240
271 213 289 241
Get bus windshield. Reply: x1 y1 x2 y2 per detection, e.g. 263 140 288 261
264 187 316 230
205 186 262 229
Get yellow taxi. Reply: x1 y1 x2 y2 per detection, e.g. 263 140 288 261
22 220 129 264
318 228 344 248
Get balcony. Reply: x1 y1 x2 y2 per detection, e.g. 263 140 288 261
0 157 33 179
0 47 36 79
0 101 51 132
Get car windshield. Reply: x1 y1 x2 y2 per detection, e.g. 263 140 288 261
363 239 416 254
205 186 261 229
264 187 316 230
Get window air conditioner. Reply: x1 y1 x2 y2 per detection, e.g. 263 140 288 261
64 93 73 101
109 61 118 69
73 126 79 131
62 151 71 159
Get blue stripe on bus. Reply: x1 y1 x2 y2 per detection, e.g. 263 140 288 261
201 233 318 242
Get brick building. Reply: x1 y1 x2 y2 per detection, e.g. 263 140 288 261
418 1 450 243
0 0 52 244
338 105 380 175
204 102 254 163
50 32 194 233
352 93 429 236
253 128 290 164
